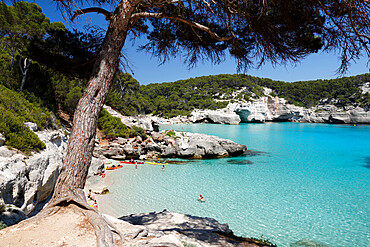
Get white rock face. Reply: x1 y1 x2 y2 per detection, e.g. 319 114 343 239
231 85 370 124
306 106 370 124
0 129 68 215
190 103 241 125
24 122 38 132
235 94 306 122
360 82 370 94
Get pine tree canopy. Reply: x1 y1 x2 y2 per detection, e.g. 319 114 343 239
52 0 369 72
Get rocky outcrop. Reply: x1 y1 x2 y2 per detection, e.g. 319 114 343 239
118 209 271 247
93 130 247 160
0 129 68 216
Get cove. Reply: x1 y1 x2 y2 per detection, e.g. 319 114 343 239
104 123 370 247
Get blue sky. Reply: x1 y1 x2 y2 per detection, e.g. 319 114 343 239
31 1 370 85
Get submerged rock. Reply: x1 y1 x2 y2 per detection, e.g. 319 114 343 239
244 150 267 156
290 238 330 247
227 159 253 165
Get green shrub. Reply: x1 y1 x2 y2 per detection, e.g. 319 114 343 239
0 85 53 154
0 106 46 154
166 130 176 137
98 108 134 139
63 86 83 114
133 125 147 140
0 84 58 130
0 221 7 230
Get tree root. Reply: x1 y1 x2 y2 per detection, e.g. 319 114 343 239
30 189 123 247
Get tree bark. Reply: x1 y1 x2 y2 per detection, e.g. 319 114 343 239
19 56 31 92
48 0 139 206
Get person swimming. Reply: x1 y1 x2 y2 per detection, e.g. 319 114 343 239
198 194 205 202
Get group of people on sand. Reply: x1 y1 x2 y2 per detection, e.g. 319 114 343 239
87 189 99 209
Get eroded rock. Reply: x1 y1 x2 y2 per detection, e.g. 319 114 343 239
0 129 68 216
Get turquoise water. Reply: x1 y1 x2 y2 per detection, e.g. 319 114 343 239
105 123 370 247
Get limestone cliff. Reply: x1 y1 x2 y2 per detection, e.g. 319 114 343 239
189 82 370 124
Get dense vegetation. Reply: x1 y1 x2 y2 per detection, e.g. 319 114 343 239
0 2 145 153
107 73 370 117
258 74 370 108
0 84 54 154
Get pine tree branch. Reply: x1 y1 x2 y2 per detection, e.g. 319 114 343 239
71 7 112 21
132 12 233 41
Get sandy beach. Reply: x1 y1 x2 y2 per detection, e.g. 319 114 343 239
85 161 128 218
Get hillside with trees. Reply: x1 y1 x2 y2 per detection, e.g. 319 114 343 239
107 73 370 118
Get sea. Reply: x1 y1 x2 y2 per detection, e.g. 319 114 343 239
103 122 370 247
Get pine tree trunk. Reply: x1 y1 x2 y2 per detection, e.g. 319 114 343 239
19 57 31 92
49 1 138 206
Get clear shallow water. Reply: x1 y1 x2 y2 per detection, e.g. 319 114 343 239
105 123 370 247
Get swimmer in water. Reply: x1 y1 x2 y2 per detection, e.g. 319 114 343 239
198 194 205 202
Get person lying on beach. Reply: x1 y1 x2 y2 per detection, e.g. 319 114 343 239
92 199 98 209
87 189 97 202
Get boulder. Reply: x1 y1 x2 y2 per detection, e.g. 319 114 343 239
24 122 38 132
0 204 27 227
